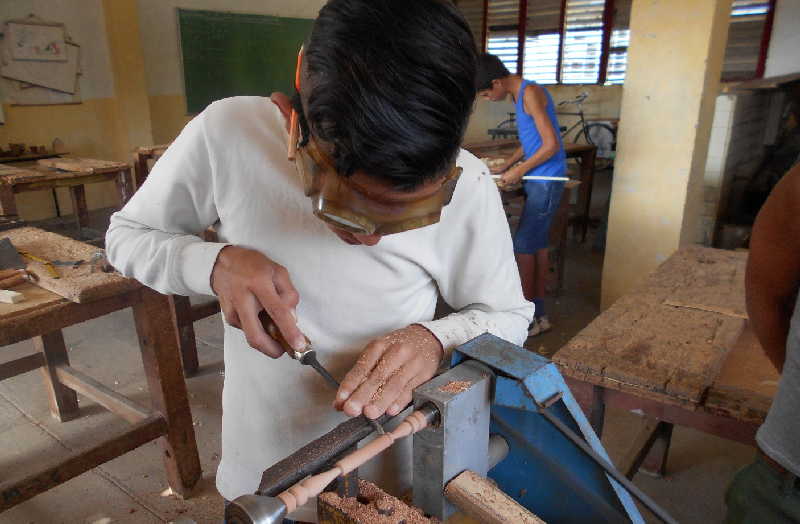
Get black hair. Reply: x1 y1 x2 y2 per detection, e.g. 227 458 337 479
303 0 477 191
475 53 511 91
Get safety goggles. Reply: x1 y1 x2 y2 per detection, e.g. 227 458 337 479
287 47 462 236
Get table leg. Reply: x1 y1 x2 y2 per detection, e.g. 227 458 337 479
0 183 18 217
134 154 150 190
133 288 201 497
35 330 80 422
168 295 200 377
640 421 674 478
69 185 90 234
116 168 134 206
578 150 596 243
589 385 606 437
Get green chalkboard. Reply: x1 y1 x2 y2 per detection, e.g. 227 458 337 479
178 9 314 114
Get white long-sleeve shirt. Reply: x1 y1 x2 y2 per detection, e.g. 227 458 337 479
106 97 533 520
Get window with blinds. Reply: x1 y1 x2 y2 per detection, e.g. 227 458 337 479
461 0 773 86
722 0 771 81
561 0 605 84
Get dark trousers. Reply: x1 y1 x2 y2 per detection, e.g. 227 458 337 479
725 454 800 524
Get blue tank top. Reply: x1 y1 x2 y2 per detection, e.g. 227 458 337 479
515 79 566 180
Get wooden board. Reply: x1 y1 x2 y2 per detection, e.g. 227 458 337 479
662 247 747 318
1 227 140 303
704 324 779 422
555 246 747 408
37 157 129 175
0 281 64 321
0 164 116 185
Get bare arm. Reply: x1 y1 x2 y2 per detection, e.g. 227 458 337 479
494 146 525 173
746 163 800 372
498 85 560 186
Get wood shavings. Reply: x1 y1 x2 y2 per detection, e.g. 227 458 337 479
438 380 472 394
319 480 439 524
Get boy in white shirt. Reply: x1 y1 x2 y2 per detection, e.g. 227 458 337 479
106 0 533 520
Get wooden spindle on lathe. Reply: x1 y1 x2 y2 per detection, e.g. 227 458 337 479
276 409 432 513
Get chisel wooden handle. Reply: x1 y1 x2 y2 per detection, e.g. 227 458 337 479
0 273 27 289
258 310 310 354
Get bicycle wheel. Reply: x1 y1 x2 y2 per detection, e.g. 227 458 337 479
579 123 616 169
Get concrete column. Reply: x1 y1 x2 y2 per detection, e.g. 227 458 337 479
103 0 154 160
601 0 732 308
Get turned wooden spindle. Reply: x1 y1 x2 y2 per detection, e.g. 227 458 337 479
276 409 432 513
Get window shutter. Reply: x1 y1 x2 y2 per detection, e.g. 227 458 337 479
722 0 771 81
487 0 521 74
561 0 606 84
522 0 562 84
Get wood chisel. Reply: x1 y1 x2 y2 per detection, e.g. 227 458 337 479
258 310 385 435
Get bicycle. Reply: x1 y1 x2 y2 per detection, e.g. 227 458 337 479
557 92 617 170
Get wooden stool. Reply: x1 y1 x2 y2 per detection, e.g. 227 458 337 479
0 227 201 510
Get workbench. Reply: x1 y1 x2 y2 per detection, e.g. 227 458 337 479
554 246 776 478
133 144 170 189
464 139 597 241
0 158 133 241
0 227 201 510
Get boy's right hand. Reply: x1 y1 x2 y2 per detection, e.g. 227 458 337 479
211 245 304 358
490 164 506 174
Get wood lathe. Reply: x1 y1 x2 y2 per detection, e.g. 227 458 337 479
226 334 676 524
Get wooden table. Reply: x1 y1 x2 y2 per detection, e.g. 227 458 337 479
464 139 597 241
554 246 777 477
0 227 201 510
0 158 133 241
133 144 170 189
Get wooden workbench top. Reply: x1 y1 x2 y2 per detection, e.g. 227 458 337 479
464 138 596 157
0 158 128 185
554 246 775 420
0 227 139 305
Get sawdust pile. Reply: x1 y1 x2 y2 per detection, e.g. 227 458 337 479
319 480 439 524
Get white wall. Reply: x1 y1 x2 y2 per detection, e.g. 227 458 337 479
764 0 800 77
0 0 115 100
136 0 326 97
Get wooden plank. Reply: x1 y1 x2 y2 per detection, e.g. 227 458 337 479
619 417 662 479
445 470 547 524
0 415 167 511
1 227 141 303
555 246 748 408
35 330 80 422
37 157 129 175
12 172 118 193
69 185 89 231
0 353 43 381
55 366 150 424
705 324 779 423
133 288 201 497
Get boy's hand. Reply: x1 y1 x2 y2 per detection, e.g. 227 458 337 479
211 245 304 358
498 164 526 188
334 324 444 419
490 163 507 174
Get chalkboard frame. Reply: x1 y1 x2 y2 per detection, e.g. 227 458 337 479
177 8 314 115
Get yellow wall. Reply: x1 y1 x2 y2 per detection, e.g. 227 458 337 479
0 99 123 220
0 0 152 222
149 95 193 145
600 0 732 308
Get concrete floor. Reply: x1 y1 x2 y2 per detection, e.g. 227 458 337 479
1 170 755 523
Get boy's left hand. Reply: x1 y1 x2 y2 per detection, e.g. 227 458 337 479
498 164 526 188
334 324 443 419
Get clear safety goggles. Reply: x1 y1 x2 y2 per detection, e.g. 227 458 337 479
287 47 461 236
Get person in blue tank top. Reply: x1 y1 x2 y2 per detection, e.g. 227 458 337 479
475 53 567 337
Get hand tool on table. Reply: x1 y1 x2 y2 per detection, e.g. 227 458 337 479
258 310 385 435
0 237 25 271
19 250 60 279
